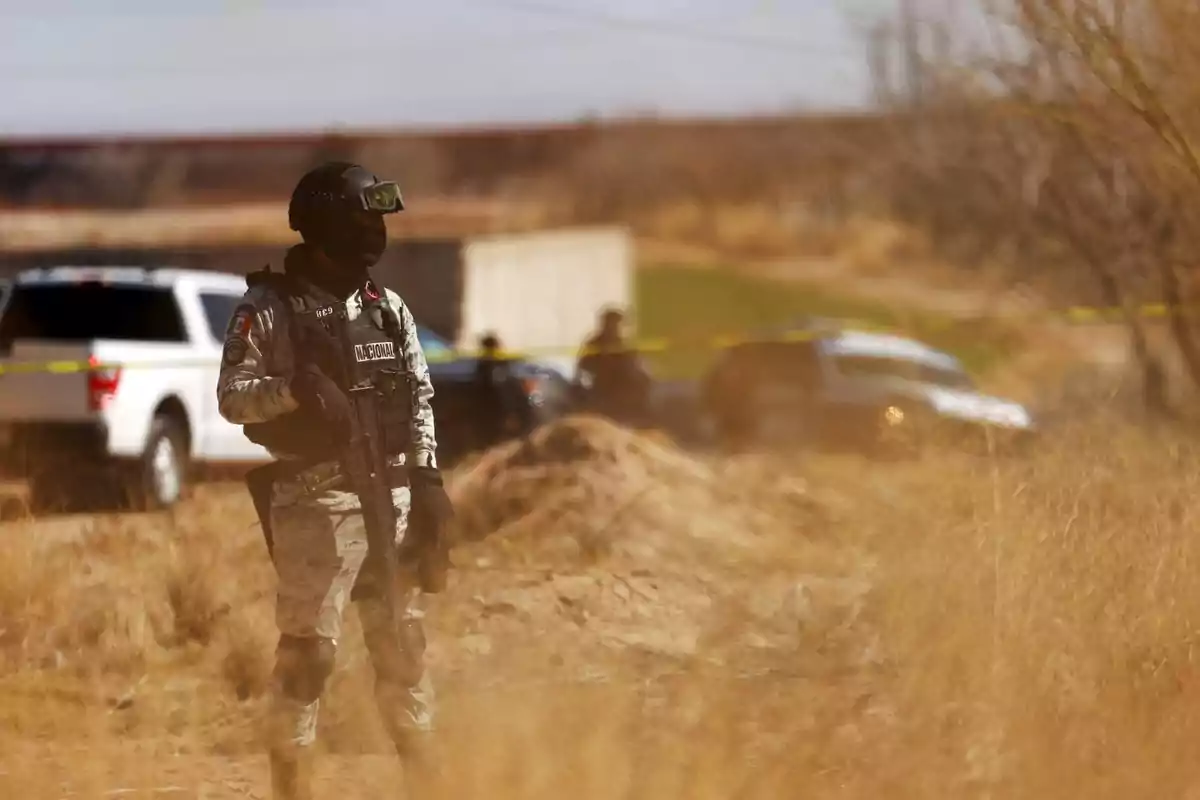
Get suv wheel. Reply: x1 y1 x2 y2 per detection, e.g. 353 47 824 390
874 402 933 459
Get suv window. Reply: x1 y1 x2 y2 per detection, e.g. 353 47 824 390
199 291 247 343
834 354 973 389
0 283 187 343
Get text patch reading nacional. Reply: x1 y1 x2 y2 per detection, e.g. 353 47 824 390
355 341 396 362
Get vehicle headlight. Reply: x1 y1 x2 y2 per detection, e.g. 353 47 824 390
995 405 1033 430
977 403 1032 430
929 392 1032 430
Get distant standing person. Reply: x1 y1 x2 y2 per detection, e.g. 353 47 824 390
472 331 524 449
575 307 653 426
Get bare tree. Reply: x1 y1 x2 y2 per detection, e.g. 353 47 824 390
865 0 1200 413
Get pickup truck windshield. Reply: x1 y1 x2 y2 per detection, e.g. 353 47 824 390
0 284 187 343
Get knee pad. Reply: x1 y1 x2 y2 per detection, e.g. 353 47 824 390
275 635 337 704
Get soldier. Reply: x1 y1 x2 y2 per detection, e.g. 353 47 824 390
216 161 454 799
472 331 527 450
575 307 653 427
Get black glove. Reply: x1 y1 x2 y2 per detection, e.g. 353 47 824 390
289 363 353 446
404 466 455 593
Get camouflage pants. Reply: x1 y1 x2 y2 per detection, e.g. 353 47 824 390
265 477 434 758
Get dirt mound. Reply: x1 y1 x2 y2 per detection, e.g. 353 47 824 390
449 414 823 559
435 415 871 679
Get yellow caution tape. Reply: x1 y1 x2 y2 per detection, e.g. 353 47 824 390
0 328 827 376
0 315 955 375
0 298 1182 376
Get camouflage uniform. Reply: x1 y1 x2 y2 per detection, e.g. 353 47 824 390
216 280 438 773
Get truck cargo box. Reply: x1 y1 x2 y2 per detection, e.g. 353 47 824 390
375 226 634 375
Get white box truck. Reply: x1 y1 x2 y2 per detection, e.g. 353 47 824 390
377 226 635 380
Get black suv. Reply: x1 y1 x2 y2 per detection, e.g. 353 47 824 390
700 328 1036 455
416 327 574 463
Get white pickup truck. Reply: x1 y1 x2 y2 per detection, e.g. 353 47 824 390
0 265 272 510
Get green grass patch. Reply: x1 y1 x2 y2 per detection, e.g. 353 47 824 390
635 264 1024 380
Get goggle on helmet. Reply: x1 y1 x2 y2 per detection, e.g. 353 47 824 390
288 162 405 233
358 179 404 214
339 164 404 214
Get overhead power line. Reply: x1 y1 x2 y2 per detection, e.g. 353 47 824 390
3 2 865 83
0 26 603 78
458 0 863 58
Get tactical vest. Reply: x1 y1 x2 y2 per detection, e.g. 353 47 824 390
241 267 414 461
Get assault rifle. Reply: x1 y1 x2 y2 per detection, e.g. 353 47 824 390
326 299 410 608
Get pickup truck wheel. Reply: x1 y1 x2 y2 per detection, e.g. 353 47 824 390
128 413 189 511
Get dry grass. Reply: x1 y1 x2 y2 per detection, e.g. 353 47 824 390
627 199 955 272
1 413 1198 797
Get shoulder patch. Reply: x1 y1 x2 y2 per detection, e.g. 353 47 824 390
222 337 248 366
226 304 256 339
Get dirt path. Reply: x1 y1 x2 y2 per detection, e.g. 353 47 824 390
0 747 401 799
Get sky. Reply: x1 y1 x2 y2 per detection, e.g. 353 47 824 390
0 0 898 138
